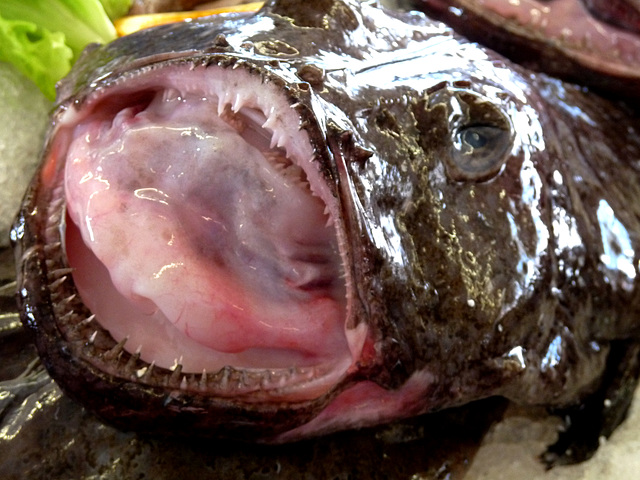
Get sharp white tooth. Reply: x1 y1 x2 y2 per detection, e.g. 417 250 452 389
217 96 226 116
60 294 77 307
125 346 142 374
180 376 188 390
104 336 128 360
199 369 208 391
169 362 183 386
219 366 231 390
170 356 184 372
48 211 62 226
218 91 232 115
270 131 281 149
88 330 98 344
145 360 156 380
232 93 244 112
49 276 68 290
80 314 96 326
262 115 277 130
139 360 156 382
49 194 64 209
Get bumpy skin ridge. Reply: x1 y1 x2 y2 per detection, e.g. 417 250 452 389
12 0 640 450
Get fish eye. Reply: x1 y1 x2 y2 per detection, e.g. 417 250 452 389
459 126 491 149
449 124 512 181
414 86 515 183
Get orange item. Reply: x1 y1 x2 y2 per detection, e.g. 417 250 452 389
114 2 264 36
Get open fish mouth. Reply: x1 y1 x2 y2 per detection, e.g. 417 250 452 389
21 58 365 404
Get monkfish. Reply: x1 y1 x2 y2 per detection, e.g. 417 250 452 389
11 0 640 466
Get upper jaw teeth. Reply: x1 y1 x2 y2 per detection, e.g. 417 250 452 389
45 59 355 401
49 290 348 400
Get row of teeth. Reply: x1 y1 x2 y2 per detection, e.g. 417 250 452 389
157 83 333 230
45 269 331 397
83 58 327 203
160 82 316 180
41 204 332 398
209 89 333 226
100 61 335 225
37 62 341 396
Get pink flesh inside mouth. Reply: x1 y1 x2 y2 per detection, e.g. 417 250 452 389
60 64 363 399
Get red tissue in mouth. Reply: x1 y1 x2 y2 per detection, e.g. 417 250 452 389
61 64 362 400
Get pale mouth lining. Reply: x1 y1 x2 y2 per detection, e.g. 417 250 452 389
47 60 363 401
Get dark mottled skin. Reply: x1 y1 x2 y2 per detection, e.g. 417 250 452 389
11 0 640 466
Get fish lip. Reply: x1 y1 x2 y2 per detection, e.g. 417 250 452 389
14 53 367 424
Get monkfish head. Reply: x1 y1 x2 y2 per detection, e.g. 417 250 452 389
13 0 640 443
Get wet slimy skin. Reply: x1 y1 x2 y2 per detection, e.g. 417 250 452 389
11 0 640 466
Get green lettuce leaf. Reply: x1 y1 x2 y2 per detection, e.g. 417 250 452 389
99 0 134 21
0 0 131 101
0 14 71 100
